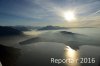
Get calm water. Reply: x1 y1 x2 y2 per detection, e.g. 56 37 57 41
0 28 100 66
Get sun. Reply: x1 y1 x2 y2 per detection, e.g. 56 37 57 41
63 11 76 22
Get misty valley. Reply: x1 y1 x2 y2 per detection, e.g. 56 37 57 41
0 26 100 66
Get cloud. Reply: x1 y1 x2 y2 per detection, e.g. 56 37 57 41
0 0 100 26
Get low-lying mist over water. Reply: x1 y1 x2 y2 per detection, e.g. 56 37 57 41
0 28 100 66
0 0 100 66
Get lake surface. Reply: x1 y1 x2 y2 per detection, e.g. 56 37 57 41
0 28 100 66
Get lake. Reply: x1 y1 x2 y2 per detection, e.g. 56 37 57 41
0 28 100 66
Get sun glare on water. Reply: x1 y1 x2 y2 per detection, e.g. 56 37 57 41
64 46 80 66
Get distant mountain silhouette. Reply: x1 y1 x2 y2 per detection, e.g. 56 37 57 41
38 25 67 30
0 26 22 36
12 26 30 31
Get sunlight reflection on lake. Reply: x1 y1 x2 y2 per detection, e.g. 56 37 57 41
0 62 2 66
64 46 80 66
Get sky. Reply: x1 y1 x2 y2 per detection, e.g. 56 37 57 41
0 0 100 27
